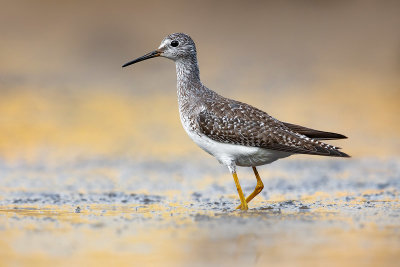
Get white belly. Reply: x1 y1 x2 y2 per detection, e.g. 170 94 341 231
184 125 291 168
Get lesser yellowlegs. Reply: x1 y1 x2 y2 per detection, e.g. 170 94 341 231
123 33 349 210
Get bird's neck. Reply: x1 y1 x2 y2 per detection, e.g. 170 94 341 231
175 56 202 95
174 56 217 121
175 56 214 116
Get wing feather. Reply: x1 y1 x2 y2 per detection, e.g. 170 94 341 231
282 122 347 140
197 100 349 158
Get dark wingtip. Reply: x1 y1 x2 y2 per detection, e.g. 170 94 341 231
282 122 348 140
316 133 348 140
316 145 351 158
339 151 351 158
335 134 348 139
333 150 351 158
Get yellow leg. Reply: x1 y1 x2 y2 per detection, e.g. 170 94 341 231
232 172 248 210
236 167 264 209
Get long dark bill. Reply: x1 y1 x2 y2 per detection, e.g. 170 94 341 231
122 50 161 68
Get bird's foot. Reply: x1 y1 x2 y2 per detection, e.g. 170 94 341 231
236 201 248 210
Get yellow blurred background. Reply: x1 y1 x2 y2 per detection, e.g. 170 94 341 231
0 0 399 162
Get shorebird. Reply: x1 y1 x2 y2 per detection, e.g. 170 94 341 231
123 33 349 210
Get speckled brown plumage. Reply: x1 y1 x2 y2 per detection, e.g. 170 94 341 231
197 94 349 157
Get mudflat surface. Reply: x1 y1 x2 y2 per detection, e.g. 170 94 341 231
1 157 399 266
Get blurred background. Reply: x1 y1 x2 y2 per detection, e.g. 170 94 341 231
1 0 399 163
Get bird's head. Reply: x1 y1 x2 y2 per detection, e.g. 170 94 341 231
122 33 197 68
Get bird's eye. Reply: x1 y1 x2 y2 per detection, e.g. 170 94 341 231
171 40 179 47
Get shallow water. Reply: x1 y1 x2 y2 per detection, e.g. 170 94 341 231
1 157 399 266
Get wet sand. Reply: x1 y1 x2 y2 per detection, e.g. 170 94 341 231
1 157 399 266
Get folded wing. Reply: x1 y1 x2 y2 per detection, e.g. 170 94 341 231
197 99 349 158
282 122 347 140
